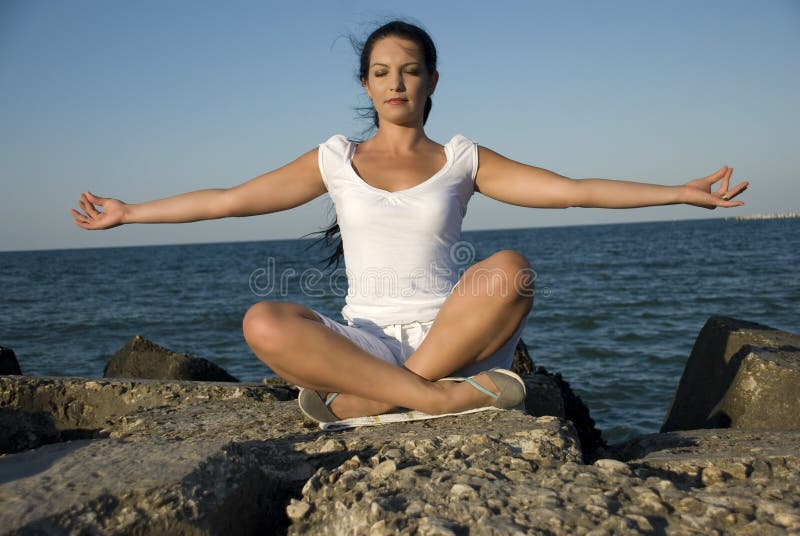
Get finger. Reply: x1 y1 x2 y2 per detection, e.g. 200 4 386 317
717 166 732 195
78 196 99 218
713 195 745 208
725 181 749 199
85 191 104 205
71 209 94 228
70 208 88 221
706 166 727 184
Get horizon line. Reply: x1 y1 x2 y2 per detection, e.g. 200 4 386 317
0 214 789 254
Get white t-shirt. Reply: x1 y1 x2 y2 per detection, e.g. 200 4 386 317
317 133 478 328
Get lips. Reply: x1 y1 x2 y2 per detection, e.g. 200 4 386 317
385 98 408 104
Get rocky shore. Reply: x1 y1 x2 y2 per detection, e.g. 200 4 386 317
0 316 798 535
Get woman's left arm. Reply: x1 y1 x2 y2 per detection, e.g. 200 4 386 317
475 146 749 210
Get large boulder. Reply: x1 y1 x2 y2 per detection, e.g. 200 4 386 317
104 335 239 382
1 375 798 535
662 316 800 432
0 375 581 535
0 346 22 375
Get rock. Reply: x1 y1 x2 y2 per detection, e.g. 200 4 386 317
0 407 60 454
592 458 632 475
528 365 607 461
0 346 22 375
294 423 800 534
0 375 289 434
262 375 300 399
1 374 798 535
710 346 800 429
608 427 800 487
0 375 583 534
104 335 239 382
662 316 800 432
511 339 534 375
286 499 312 521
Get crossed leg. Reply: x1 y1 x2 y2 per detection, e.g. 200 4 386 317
242 250 534 417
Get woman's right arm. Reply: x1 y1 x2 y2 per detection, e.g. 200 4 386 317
71 147 326 230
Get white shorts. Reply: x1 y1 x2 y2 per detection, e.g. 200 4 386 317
308 308 528 378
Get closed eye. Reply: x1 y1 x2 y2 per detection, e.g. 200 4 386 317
373 70 420 77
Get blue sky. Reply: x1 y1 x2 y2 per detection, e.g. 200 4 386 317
1 0 797 252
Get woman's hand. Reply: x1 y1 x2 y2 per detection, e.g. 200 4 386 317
70 192 128 230
681 166 749 209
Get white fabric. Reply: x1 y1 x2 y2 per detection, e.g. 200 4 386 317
317 133 478 328
308 307 526 379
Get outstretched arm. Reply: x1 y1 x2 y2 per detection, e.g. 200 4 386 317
474 146 749 210
71 147 326 230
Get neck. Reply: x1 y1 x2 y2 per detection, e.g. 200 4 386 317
368 123 430 155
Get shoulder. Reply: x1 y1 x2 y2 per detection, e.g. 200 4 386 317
449 133 477 147
319 133 352 150
447 133 479 156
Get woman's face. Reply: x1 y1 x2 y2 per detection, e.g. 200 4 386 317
362 36 438 127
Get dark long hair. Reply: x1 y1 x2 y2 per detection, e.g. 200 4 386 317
302 20 438 271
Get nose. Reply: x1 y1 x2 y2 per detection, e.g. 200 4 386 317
389 72 405 92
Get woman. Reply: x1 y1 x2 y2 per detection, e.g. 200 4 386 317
71 20 748 423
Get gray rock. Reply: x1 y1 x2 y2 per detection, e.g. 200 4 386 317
0 375 583 535
294 424 800 535
0 346 22 375
662 316 800 432
104 335 239 382
0 375 288 433
711 346 800 429
0 407 60 454
608 427 800 485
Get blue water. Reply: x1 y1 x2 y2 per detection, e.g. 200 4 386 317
1 218 797 444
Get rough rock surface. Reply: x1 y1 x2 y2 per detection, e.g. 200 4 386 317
510 339 534 376
662 316 800 432
294 427 800 535
0 376 578 535
2 375 799 535
103 335 239 382
0 407 60 454
0 346 22 375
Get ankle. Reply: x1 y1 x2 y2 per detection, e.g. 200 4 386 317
425 381 459 414
332 393 395 419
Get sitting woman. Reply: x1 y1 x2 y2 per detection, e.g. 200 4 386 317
71 20 748 423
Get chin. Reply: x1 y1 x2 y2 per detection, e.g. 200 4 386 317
378 112 422 126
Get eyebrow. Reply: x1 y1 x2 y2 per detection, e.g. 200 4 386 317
370 62 421 68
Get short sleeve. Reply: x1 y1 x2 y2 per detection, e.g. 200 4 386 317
317 134 349 192
469 139 478 183
451 134 479 183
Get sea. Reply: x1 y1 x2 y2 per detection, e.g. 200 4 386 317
2 217 797 445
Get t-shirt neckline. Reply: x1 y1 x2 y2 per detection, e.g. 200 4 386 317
346 135 457 195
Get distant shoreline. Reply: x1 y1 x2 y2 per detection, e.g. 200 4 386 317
727 212 799 221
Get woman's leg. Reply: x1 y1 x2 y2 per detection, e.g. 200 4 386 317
328 249 534 417
243 301 458 415
245 249 535 418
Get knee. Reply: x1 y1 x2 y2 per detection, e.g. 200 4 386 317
242 301 289 354
481 250 536 304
